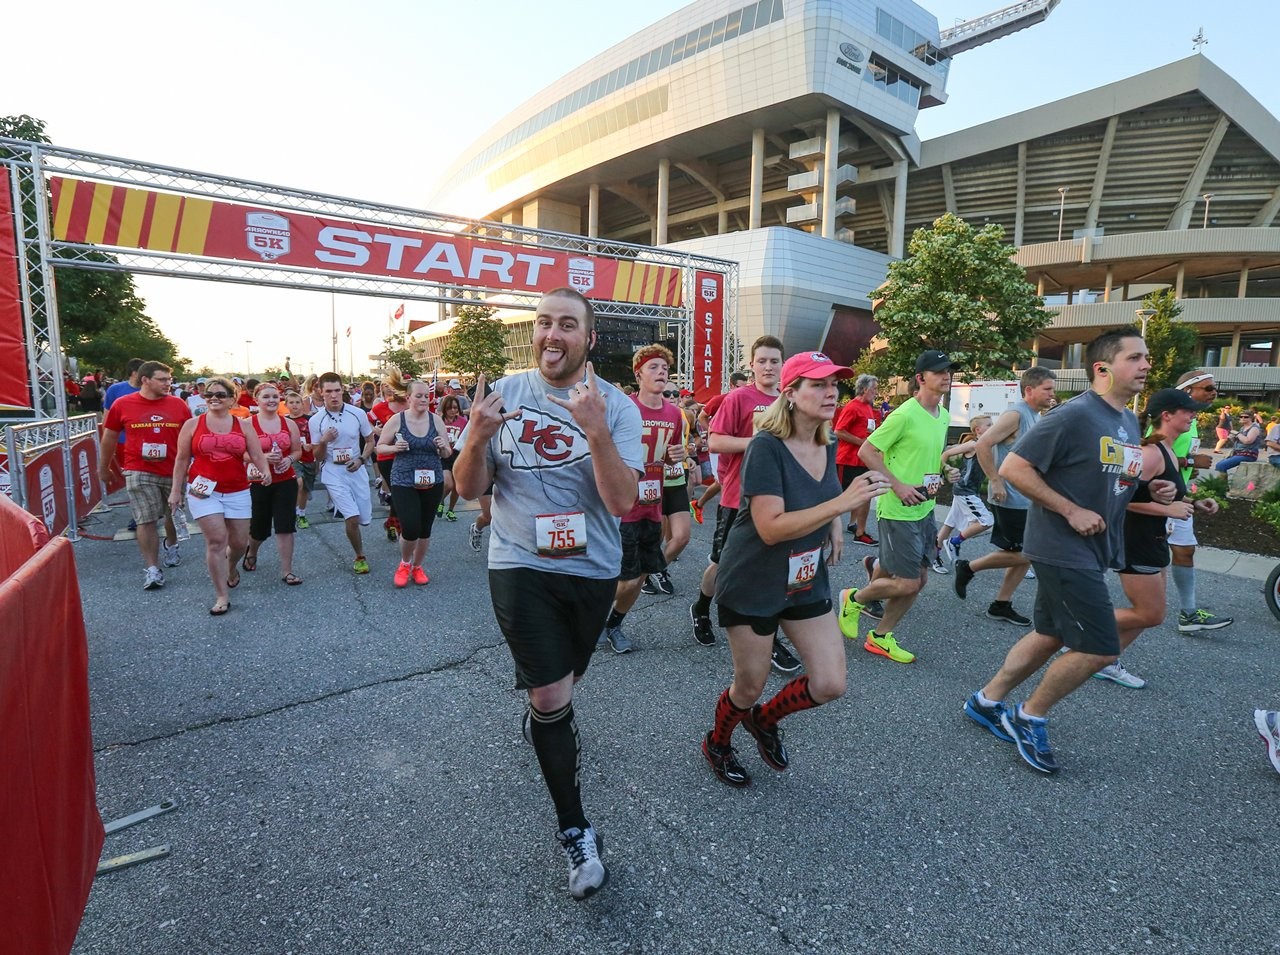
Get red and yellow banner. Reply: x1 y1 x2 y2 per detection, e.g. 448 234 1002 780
49 177 683 309
0 166 32 409
692 270 725 403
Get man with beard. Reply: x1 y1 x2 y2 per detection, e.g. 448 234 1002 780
454 287 643 901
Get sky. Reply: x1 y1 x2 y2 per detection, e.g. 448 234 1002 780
4 0 1278 378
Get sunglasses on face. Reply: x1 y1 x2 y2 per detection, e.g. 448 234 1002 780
662 390 679 398
205 391 230 399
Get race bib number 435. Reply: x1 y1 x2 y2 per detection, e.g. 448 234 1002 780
787 546 821 594
535 512 587 558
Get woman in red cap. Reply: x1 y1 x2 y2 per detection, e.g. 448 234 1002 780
700 352 888 787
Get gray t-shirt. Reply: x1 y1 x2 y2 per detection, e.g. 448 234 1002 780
1015 391 1142 571
471 370 644 578
715 434 840 616
988 399 1041 510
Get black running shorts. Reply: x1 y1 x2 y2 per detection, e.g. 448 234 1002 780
1029 561 1119 655
489 567 616 690
718 598 832 636
661 480 690 517
619 519 666 580
709 505 738 564
990 505 1027 552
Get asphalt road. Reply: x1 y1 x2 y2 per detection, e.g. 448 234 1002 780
70 491 1280 954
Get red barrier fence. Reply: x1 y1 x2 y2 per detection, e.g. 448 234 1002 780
0 493 103 954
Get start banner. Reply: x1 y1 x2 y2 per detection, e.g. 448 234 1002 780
0 166 32 409
50 177 683 309
692 270 725 403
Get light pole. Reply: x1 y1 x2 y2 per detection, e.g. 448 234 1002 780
1134 307 1156 411
1057 186 1069 241
245 340 252 376
1201 193 1213 229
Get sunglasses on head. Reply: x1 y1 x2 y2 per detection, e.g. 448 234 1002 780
205 391 230 399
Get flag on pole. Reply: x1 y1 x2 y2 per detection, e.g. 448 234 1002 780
345 326 351 338
393 303 405 321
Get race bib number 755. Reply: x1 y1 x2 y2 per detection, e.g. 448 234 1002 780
535 512 587 558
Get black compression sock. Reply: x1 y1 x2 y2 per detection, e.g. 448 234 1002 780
529 702 587 833
606 609 625 628
693 591 713 617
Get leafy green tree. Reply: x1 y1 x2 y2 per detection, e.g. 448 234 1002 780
72 309 187 378
440 304 508 382
873 213 1053 380
380 330 423 378
1138 288 1199 400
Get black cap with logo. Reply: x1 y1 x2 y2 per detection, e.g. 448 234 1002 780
915 350 958 373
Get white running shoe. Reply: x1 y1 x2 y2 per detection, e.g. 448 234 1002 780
468 522 482 552
557 825 607 900
142 566 165 590
162 542 181 567
1255 710 1280 774
1025 566 1037 580
1093 662 1146 689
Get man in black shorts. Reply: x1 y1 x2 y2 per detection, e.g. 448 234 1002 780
454 288 643 899
952 367 1057 625
963 328 1175 774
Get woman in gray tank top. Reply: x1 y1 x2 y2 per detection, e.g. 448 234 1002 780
375 380 453 587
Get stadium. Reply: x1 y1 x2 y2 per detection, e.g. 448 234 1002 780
422 0 1280 399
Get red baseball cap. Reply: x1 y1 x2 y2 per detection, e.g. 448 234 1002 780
780 352 852 389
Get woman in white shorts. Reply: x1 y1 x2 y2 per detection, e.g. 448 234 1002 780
169 377 274 615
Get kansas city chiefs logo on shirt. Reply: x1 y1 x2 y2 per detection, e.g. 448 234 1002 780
498 406 589 471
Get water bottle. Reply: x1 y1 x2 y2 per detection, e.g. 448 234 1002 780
172 506 191 542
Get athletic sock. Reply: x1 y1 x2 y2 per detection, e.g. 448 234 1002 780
528 702 587 833
950 534 964 547
976 689 999 708
606 609 625 629
1018 703 1047 724
693 590 713 618
1171 564 1196 614
755 676 816 730
710 687 750 748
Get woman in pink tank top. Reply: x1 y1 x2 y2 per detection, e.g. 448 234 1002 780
242 382 304 584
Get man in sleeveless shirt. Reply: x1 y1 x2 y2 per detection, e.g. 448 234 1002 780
952 367 1057 625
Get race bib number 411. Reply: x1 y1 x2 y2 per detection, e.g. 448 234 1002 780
535 512 587 558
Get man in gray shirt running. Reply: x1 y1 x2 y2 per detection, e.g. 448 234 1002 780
454 287 643 901
962 328 1174 774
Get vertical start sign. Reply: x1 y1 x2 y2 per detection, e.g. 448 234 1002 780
0 165 32 408
693 270 724 403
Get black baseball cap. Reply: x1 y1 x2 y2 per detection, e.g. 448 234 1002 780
915 350 958 373
1146 388 1208 419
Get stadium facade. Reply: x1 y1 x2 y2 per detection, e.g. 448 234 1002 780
424 0 1280 399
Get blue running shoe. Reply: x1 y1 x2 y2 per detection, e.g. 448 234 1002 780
1000 705 1060 774
963 693 1013 742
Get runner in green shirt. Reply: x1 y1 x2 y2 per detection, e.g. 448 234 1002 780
837 350 956 663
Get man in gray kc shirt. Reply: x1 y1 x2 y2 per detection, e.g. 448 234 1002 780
962 329 1175 775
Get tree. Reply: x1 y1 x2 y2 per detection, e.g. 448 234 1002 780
72 309 187 378
1139 288 1199 400
873 213 1053 380
440 304 508 382
380 330 423 378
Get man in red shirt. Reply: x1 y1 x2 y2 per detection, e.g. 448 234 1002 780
598 345 686 652
691 371 749 522
833 374 884 545
690 336 801 673
98 361 192 590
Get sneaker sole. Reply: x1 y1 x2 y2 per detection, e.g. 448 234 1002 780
863 640 914 664
1178 621 1233 633
771 659 802 674
1092 672 1145 689
986 611 1032 626
963 700 1013 742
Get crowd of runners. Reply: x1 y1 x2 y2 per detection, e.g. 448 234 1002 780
96 291 1280 901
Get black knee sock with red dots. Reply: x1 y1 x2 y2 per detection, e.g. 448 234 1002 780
756 676 816 731
710 687 750 748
